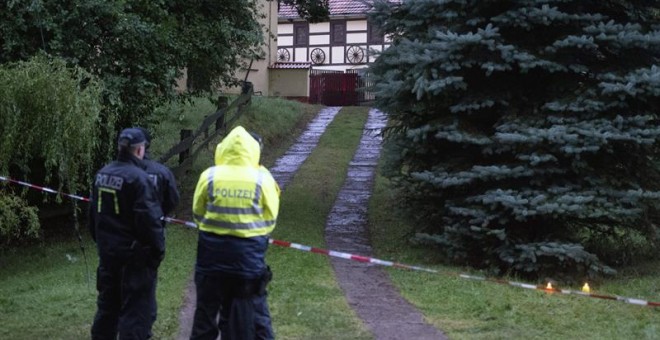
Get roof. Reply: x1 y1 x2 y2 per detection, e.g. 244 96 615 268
269 62 312 70
279 0 400 20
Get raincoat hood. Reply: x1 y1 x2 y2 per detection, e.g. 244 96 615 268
214 126 260 167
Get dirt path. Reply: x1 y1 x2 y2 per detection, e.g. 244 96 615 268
176 107 342 339
325 109 447 340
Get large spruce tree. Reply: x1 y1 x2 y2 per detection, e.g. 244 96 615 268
370 0 660 278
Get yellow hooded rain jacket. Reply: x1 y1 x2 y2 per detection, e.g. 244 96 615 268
192 126 280 238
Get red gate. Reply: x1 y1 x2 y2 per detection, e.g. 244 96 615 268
309 70 359 106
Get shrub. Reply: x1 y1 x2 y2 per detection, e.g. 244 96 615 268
0 193 40 246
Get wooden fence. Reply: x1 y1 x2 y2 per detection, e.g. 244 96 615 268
157 85 253 176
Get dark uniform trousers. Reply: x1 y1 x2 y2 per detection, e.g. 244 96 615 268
143 158 180 333
92 254 158 340
190 271 274 340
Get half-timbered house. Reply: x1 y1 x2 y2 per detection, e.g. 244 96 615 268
276 0 397 72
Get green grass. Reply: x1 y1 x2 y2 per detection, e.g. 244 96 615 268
0 95 323 340
0 226 197 339
151 95 322 223
150 102 370 339
369 173 660 340
0 239 95 339
149 95 322 169
267 106 372 339
234 96 324 167
148 95 325 338
148 96 218 163
152 227 198 337
4 96 658 340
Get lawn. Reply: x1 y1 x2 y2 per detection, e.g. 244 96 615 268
369 173 660 340
1 96 658 339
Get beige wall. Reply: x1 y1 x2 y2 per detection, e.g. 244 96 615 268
223 0 278 95
176 0 278 94
331 46 344 64
310 22 329 33
174 68 187 93
310 35 330 45
269 69 309 97
347 21 367 31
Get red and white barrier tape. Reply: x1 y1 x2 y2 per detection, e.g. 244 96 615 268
0 175 89 202
2 175 658 308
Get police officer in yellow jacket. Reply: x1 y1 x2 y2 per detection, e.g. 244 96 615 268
190 126 280 340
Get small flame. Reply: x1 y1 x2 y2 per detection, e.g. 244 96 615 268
582 283 590 293
546 282 553 290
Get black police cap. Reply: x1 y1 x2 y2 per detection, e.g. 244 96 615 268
118 128 147 147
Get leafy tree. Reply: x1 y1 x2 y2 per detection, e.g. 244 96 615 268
0 55 104 194
170 1 265 92
0 0 328 153
280 0 330 22
0 55 104 242
370 0 660 278
0 0 264 157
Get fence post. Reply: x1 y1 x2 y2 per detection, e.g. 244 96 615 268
241 82 253 106
179 129 192 165
216 96 228 131
241 81 254 95
203 115 209 139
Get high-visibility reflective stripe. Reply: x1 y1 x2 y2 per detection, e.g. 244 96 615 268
98 188 119 214
197 217 276 230
252 170 263 211
207 168 215 202
205 203 263 215
197 168 273 232
204 168 265 216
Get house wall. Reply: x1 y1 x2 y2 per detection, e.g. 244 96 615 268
269 69 310 99
277 17 391 72
174 68 187 93
224 0 279 95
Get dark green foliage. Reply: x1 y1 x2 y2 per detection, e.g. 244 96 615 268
280 0 330 23
171 1 265 92
0 0 264 159
0 55 104 196
0 193 40 246
370 0 660 278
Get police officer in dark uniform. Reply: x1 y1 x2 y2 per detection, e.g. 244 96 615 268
136 127 180 332
89 128 165 340
137 127 180 218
